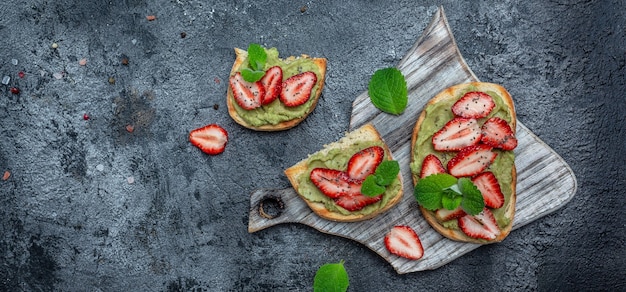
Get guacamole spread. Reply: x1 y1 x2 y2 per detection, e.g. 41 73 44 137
410 85 515 229
231 47 323 126
295 141 402 216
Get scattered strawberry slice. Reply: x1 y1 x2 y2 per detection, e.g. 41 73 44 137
346 146 384 181
260 66 283 105
451 91 495 119
458 208 501 240
481 117 518 151
420 154 446 178
435 206 466 221
384 225 424 260
472 172 505 209
432 117 482 151
310 168 361 199
189 124 228 155
333 192 382 211
279 71 317 107
229 72 265 110
447 144 497 177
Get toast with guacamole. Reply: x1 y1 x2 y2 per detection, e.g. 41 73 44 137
226 44 327 131
285 124 403 222
410 82 518 244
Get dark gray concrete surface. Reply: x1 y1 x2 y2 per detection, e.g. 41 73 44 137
1 0 624 291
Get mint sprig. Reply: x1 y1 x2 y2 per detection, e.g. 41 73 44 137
242 43 267 82
414 174 484 215
368 67 408 115
361 160 400 197
313 260 349 292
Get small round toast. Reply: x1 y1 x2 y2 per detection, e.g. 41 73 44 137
411 82 517 243
227 48 327 131
285 124 403 222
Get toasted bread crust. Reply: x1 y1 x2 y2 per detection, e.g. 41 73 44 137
227 48 327 131
411 82 517 243
285 124 403 222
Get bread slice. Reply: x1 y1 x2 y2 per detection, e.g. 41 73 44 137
226 47 327 131
285 124 403 222
410 82 517 244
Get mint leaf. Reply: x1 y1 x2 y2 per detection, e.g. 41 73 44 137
368 67 408 115
441 192 462 210
247 43 267 71
459 178 484 215
241 68 265 82
414 174 457 210
313 260 349 292
374 160 400 186
361 175 386 197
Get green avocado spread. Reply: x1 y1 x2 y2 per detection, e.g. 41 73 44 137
410 85 515 229
231 47 323 126
295 140 402 216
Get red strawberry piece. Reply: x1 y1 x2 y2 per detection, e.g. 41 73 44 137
260 66 283 105
435 206 466 221
481 117 518 151
384 225 424 260
189 124 228 155
451 91 495 119
458 208 501 240
310 168 361 199
346 146 384 181
432 117 482 151
472 172 505 209
333 192 382 211
229 72 265 110
279 71 317 107
420 154 446 178
447 144 497 177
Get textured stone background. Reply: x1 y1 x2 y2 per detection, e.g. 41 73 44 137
1 0 624 291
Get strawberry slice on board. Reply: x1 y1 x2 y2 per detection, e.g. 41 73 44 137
189 124 228 155
420 154 446 178
279 71 317 107
260 66 283 105
447 144 497 177
310 168 361 199
333 192 382 212
451 91 496 119
229 72 265 110
481 117 518 151
435 206 466 221
384 225 424 260
432 117 482 151
458 208 501 240
472 171 505 209
346 146 385 181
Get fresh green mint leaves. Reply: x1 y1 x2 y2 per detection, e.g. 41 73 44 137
313 260 349 292
241 43 267 82
368 67 408 115
414 173 484 215
361 160 400 197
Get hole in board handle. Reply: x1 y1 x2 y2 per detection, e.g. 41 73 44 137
258 195 284 219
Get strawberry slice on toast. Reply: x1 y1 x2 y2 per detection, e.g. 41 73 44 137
481 117 518 151
229 72 265 110
432 117 482 151
346 146 384 181
384 225 424 260
447 144 497 177
334 192 382 212
260 66 283 105
472 172 505 209
420 154 446 178
310 168 361 199
458 208 501 240
280 71 317 107
451 91 495 119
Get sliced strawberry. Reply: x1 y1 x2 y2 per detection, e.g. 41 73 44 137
451 91 495 119
472 172 505 209
310 168 361 199
260 66 283 105
458 208 501 240
346 146 384 181
435 206 466 221
229 72 265 110
481 117 518 151
384 225 424 260
447 144 497 177
189 124 228 155
432 117 482 151
420 154 446 178
279 71 317 107
333 192 382 211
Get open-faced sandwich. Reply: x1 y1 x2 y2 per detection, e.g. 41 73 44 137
285 124 403 222
410 82 518 243
227 44 327 131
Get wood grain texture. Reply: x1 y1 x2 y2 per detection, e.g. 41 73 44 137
248 7 577 274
